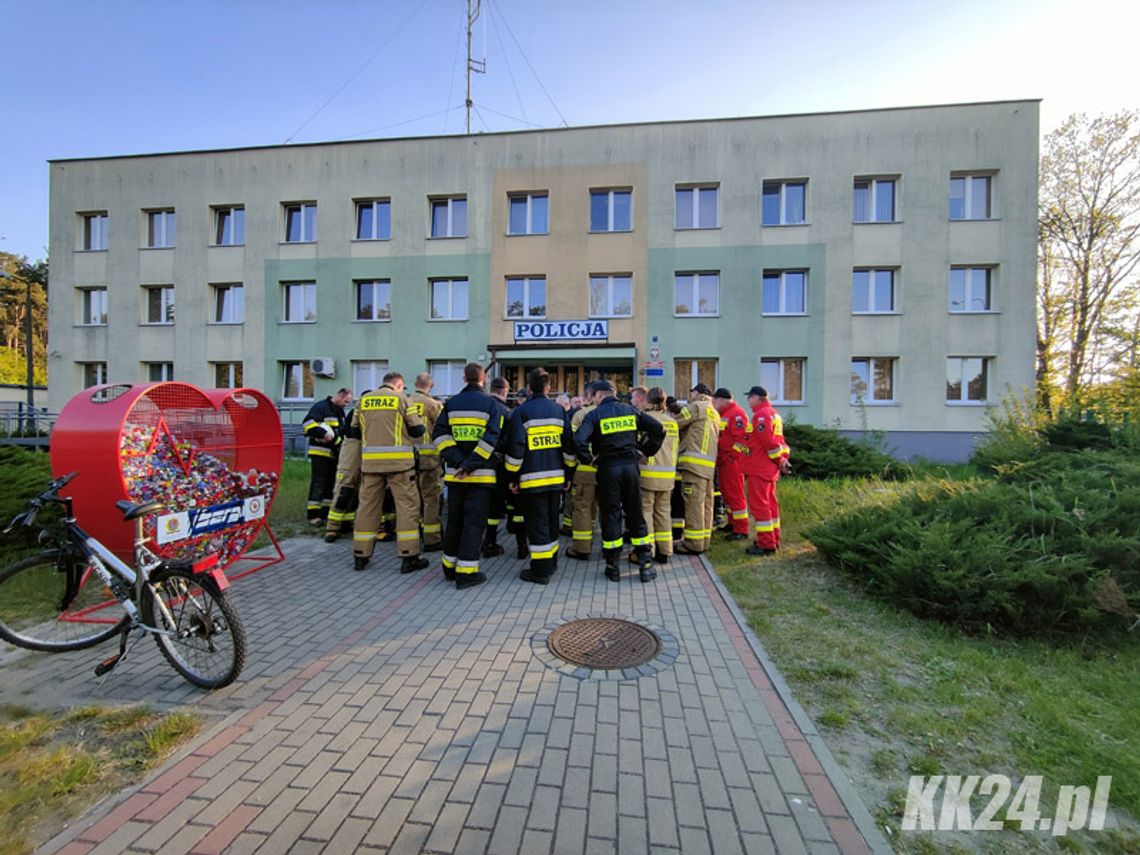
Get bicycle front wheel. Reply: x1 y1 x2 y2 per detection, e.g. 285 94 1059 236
142 566 246 689
0 550 130 652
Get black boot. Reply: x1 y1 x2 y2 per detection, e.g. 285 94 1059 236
456 572 487 589
604 563 621 582
401 555 428 574
638 551 657 583
482 526 504 557
353 556 369 572
515 533 529 560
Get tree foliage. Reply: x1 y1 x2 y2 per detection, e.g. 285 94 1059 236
0 252 48 386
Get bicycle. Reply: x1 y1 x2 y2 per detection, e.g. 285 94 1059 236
0 472 246 689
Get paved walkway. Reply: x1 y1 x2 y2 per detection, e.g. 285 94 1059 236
5 535 891 855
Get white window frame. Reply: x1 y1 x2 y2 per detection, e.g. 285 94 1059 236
589 188 632 233
282 282 317 323
853 177 897 223
80 288 108 326
430 278 469 321
355 198 391 241
674 358 718 400
213 361 244 388
850 357 896 404
949 173 993 220
673 272 720 317
588 274 633 319
949 266 994 313
507 192 549 236
759 358 806 405
946 357 990 405
675 185 719 230
145 362 174 382
430 196 468 238
355 279 392 322
505 276 547 319
762 180 808 226
762 270 808 316
429 360 466 396
352 360 389 397
852 268 897 314
145 209 176 248
81 362 107 387
142 285 175 325
210 283 244 325
80 212 108 251
212 205 245 246
280 360 314 401
283 202 317 243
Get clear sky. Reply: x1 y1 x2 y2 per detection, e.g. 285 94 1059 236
1 0 1137 262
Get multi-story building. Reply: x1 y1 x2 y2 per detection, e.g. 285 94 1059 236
48 100 1038 460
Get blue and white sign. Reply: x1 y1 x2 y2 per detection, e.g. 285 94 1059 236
156 495 267 544
514 320 608 342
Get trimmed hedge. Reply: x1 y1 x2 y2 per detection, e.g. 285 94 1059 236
783 423 902 481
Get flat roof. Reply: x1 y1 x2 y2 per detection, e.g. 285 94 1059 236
49 98 1041 165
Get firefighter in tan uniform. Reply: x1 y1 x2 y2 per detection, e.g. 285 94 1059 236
351 372 429 574
565 382 600 560
408 373 443 551
669 382 721 554
324 395 363 543
636 387 679 564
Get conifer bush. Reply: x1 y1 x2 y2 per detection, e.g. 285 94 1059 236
782 423 902 480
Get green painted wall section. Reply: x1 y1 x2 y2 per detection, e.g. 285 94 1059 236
648 245 826 421
264 255 491 397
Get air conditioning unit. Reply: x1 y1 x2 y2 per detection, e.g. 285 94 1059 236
310 357 336 378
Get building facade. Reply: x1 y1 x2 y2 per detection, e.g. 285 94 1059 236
48 100 1039 460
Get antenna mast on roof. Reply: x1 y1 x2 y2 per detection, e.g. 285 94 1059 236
466 0 486 134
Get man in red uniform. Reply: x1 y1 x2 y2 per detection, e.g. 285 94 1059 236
741 385 791 555
711 388 750 542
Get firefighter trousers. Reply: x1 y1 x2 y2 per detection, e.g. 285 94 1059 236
442 483 492 578
518 490 562 580
417 464 443 547
326 440 361 537
718 461 749 535
680 472 715 552
596 462 651 564
570 474 598 555
307 453 338 522
353 469 421 559
745 473 782 550
641 488 674 557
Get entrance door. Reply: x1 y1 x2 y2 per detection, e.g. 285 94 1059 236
500 364 632 398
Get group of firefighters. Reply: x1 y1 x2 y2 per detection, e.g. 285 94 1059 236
302 364 791 590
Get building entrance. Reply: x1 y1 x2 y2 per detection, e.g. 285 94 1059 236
500 364 634 399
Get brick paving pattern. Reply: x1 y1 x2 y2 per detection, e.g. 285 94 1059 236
2 536 890 854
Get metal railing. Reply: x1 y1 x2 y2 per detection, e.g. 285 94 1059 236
0 404 56 448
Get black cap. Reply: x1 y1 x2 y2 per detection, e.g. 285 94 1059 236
745 385 768 398
712 387 732 400
691 383 711 395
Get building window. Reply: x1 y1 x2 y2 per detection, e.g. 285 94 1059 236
80 288 108 326
143 285 175 325
211 284 244 324
213 362 244 388
949 174 992 220
589 274 632 318
762 270 807 315
283 202 317 243
852 269 896 313
947 357 989 404
674 273 719 317
762 180 807 226
429 360 465 396
355 280 391 321
81 212 108 251
430 196 467 238
355 199 391 240
674 359 718 401
213 206 245 246
853 177 896 223
430 278 469 320
145 362 174 382
506 276 546 319
675 185 718 229
282 282 317 323
851 357 896 404
589 189 632 232
949 267 994 312
145 209 176 248
760 358 805 404
281 361 314 400
352 360 388 397
81 362 107 388
508 193 549 235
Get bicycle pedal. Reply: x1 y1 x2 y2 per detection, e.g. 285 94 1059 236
94 654 121 677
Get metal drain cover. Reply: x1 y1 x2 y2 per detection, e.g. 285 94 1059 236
547 618 661 669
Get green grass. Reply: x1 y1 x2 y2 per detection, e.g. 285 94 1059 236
710 476 1140 853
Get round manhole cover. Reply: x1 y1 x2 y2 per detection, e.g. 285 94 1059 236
548 618 661 669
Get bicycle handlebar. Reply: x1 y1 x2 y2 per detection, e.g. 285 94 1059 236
2 471 79 534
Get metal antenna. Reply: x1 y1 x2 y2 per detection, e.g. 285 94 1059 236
466 0 485 134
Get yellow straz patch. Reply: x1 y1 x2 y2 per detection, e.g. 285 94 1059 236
600 415 636 434
361 396 399 411
663 421 679 435
528 426 563 450
407 403 424 416
452 425 486 441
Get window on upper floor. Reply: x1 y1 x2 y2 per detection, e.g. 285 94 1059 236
283 202 317 243
762 180 807 226
79 288 108 326
852 269 897 314
281 360 314 400
355 199 391 240
508 193 549 235
352 360 389 397
762 270 807 315
949 173 993 220
213 361 244 389
760 358 805 404
851 357 896 404
81 212 108 251
430 196 467 238
145 209 176 248
506 276 546 319
143 285 175 325
429 360 465 396
675 185 719 229
947 357 990 404
589 189 632 232
355 279 392 321
589 274 632 318
145 362 174 382
282 282 317 323
674 272 719 316
949 266 994 312
430 278 469 320
853 177 896 223
211 284 244 324
212 206 245 246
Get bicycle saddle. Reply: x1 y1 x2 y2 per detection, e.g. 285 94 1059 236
115 499 166 521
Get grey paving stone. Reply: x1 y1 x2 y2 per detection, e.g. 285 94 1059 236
468 782 508 829
587 791 617 840
527 785 561 831
487 804 529 854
